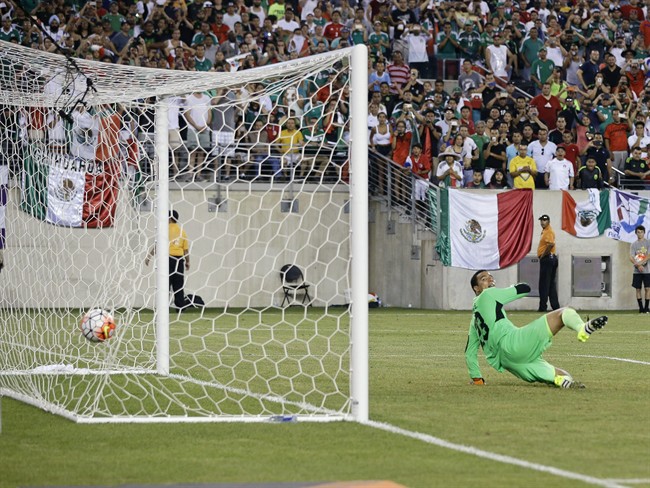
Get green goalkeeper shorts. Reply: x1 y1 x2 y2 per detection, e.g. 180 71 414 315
498 315 556 384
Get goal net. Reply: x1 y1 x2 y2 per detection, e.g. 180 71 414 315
0 40 368 423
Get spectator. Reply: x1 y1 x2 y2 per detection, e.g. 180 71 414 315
219 31 240 58
529 83 562 131
577 49 602 91
436 148 464 188
629 121 650 152
436 22 459 61
605 109 631 175
625 61 646 97
112 20 134 54
401 68 424 105
323 10 345 41
510 142 537 189
369 59 391 93
558 131 581 174
368 20 389 61
370 111 392 193
483 127 507 184
521 27 545 81
277 117 304 180
624 146 650 189
528 128 557 189
629 224 650 314
408 142 431 180
192 21 218 46
576 157 604 190
390 0 416 58
485 33 513 82
545 35 567 69
458 125 479 185
545 146 575 190
458 60 481 97
458 20 481 62
0 17 19 43
183 91 213 181
600 52 623 87
222 2 242 30
391 119 411 167
193 44 212 71
488 168 510 189
405 24 430 78
530 47 555 95
465 169 486 188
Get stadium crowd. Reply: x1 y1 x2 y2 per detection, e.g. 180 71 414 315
1 0 650 189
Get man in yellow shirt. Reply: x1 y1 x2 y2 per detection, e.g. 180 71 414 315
277 117 304 180
509 142 537 189
145 210 190 310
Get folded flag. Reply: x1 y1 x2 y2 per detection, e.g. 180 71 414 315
561 189 610 238
21 146 119 228
20 107 122 228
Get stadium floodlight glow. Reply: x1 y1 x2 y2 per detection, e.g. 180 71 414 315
0 40 368 424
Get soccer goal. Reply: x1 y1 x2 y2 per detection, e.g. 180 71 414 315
0 40 368 424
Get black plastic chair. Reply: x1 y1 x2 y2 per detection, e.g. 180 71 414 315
280 264 312 307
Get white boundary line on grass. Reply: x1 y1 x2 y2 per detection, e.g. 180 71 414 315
605 479 650 484
365 420 628 488
573 355 650 366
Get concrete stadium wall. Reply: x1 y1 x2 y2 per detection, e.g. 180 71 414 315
1 185 350 309
2 184 641 311
369 190 641 311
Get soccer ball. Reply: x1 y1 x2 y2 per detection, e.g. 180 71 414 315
80 309 116 343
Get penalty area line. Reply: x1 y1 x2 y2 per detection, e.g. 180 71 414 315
365 420 627 488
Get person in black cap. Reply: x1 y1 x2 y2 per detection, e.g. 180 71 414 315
144 209 191 310
537 214 560 312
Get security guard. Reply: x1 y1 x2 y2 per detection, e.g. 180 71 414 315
537 214 560 312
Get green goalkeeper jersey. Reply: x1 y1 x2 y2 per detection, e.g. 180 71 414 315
465 283 531 378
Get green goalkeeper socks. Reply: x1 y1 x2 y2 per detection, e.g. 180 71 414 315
561 308 584 332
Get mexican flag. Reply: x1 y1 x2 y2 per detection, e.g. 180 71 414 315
561 189 610 238
21 107 122 228
436 188 534 270
21 146 119 228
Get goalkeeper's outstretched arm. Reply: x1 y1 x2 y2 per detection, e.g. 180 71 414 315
488 283 531 305
465 320 483 384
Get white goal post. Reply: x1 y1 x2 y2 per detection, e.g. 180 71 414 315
0 40 368 423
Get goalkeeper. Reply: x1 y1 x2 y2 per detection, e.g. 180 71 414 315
466 270 608 389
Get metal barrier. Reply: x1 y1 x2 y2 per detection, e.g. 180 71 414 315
368 148 439 233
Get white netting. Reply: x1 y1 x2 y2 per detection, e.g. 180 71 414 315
0 40 366 422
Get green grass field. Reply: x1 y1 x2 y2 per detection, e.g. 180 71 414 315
1 309 649 488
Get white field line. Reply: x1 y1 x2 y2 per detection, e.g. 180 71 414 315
572 355 650 366
365 420 628 488
605 479 650 484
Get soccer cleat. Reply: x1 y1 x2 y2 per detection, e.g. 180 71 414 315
577 315 608 342
554 375 586 389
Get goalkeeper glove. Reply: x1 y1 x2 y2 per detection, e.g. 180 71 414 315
470 378 485 385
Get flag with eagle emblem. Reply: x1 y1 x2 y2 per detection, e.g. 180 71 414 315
20 107 121 228
435 188 534 269
561 189 610 238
